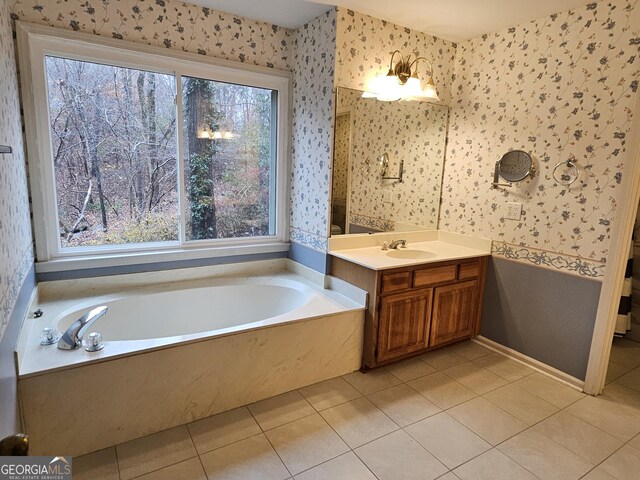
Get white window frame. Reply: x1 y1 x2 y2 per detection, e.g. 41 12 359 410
17 22 291 271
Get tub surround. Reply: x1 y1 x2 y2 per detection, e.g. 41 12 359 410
329 230 491 270
18 259 365 456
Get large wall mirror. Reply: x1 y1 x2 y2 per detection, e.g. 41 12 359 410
329 87 450 236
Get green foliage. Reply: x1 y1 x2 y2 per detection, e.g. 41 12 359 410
187 152 216 240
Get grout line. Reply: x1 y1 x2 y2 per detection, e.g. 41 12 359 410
113 446 122 480
125 456 199 480
245 404 294 478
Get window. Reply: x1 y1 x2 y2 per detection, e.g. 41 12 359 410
19 24 289 266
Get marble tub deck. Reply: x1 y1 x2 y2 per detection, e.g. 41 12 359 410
71 340 640 480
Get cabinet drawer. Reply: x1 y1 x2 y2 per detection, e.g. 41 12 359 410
381 272 412 293
414 265 457 287
459 260 481 280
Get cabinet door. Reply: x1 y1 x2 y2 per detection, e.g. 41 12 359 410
377 288 432 364
430 280 478 348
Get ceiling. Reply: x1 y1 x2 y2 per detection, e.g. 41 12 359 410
190 0 593 41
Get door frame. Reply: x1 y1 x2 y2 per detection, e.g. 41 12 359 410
584 91 640 395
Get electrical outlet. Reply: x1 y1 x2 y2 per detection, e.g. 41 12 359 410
383 191 393 204
506 202 522 220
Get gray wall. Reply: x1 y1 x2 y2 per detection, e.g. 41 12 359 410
481 257 602 380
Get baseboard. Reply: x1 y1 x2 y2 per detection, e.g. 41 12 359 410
472 336 585 391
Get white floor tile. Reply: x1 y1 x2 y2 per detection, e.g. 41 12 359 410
135 458 206 480
408 372 477 409
200 434 289 480
483 384 558 425
265 413 349 475
73 447 119 480
446 340 492 360
367 384 441 427
629 432 640 450
116 426 197 480
385 357 437 382
248 390 316 431
606 362 632 384
580 467 618 479
472 353 534 382
405 412 490 469
298 377 361 411
498 429 593 480
294 452 376 480
453 448 537 480
342 369 402 395
320 397 398 448
513 373 584 408
355 430 448 480
598 445 640 480
442 362 508 395
448 397 527 445
566 395 640 442
419 349 468 371
533 411 623 464
188 407 261 454
613 368 640 393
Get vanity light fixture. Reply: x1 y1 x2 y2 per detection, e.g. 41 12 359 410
363 50 439 102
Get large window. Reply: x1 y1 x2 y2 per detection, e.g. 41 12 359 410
19 24 289 265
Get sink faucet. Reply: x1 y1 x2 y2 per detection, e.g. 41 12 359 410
57 306 108 350
388 239 407 249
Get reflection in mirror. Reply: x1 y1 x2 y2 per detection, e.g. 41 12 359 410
329 87 450 236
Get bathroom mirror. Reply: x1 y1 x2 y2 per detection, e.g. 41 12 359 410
329 87 449 235
492 150 533 188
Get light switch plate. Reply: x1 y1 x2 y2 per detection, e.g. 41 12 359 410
506 202 522 220
383 191 393 204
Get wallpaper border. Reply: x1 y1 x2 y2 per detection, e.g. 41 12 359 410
349 213 394 233
492 242 606 279
289 227 328 252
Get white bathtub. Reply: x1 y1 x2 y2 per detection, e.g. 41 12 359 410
17 260 366 456
57 280 314 342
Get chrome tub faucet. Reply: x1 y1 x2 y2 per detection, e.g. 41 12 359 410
57 306 108 350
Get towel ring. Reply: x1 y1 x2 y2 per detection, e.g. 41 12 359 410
552 156 579 187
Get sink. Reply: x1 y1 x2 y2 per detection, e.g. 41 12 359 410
385 249 435 259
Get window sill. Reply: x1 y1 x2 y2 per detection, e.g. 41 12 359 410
35 241 290 276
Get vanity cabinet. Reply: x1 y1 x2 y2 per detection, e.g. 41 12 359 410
377 288 432 363
331 255 489 369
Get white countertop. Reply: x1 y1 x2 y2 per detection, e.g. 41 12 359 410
329 231 491 271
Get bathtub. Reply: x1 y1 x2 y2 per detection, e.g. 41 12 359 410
17 259 365 456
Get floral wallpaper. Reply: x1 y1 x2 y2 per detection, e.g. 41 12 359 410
334 8 457 107
11 0 294 70
331 112 350 207
0 0 33 342
440 0 640 276
336 87 449 232
289 9 336 251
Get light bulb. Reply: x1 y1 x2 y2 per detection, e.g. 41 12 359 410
421 77 439 101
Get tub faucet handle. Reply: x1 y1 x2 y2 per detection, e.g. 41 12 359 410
58 306 108 350
85 332 104 352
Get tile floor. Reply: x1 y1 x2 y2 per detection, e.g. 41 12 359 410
73 339 640 480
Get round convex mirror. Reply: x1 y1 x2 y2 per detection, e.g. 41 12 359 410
497 150 533 182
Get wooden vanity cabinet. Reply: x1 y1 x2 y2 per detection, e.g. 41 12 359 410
331 255 489 369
